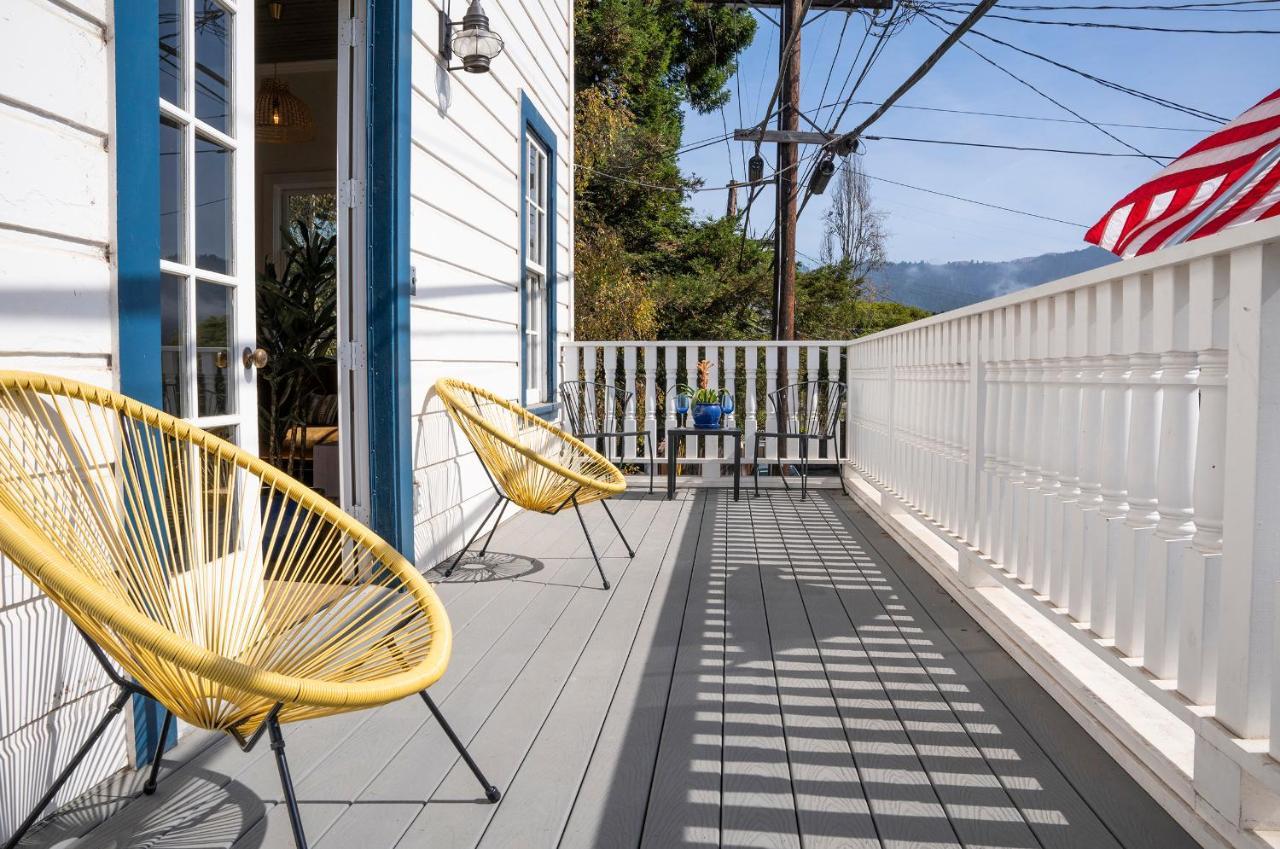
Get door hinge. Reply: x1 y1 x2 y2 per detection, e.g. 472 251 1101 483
338 15 366 50
339 340 367 371
339 178 364 209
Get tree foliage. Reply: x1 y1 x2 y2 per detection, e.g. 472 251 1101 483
572 0 924 344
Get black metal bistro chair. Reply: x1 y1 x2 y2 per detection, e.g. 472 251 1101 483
753 380 847 499
560 380 656 494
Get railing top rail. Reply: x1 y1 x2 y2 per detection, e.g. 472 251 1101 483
568 340 850 347
846 216 1280 347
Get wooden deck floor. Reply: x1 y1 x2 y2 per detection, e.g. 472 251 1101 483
21 490 1200 849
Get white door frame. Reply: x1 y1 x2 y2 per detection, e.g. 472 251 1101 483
337 0 371 524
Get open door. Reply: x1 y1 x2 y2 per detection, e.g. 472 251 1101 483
336 0 371 525
159 0 259 453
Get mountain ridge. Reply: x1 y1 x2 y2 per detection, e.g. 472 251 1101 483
866 246 1118 313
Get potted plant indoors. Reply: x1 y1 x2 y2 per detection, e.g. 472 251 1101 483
680 360 731 429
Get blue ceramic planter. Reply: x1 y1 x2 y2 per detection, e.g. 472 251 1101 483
692 403 722 429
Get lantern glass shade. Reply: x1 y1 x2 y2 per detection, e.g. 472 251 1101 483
255 77 315 144
452 27 504 72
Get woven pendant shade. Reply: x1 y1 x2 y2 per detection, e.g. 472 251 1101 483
255 77 315 144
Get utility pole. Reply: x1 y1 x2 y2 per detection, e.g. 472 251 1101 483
726 181 739 218
712 0 892 338
774 0 801 340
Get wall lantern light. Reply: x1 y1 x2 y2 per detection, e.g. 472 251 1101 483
440 0 506 74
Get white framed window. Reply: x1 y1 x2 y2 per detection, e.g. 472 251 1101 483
523 134 550 405
157 0 254 441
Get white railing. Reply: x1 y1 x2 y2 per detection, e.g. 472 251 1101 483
560 341 847 474
843 217 1280 844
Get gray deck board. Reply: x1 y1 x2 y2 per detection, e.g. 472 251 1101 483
18 490 1200 849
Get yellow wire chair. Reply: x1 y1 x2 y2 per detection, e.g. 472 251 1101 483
435 379 633 589
0 372 499 849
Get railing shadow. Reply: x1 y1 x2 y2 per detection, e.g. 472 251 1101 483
580 488 1159 848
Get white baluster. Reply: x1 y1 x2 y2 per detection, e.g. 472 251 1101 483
1178 349 1226 705
1036 355 1062 595
1092 352 1132 639
705 345 721 481
745 346 759 473
765 346 779 465
786 346 801 461
1144 350 1197 678
1018 355 1044 585
683 344 698 467
1114 351 1161 658
623 345 638 461
643 344 657 471
1055 357 1083 608
1073 354 1105 624
982 360 1003 558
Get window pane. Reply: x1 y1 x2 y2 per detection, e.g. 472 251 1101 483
161 274 185 416
195 136 233 273
159 0 182 107
160 117 185 263
195 0 232 133
195 281 233 416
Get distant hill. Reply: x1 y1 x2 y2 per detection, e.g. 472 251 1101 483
866 246 1118 313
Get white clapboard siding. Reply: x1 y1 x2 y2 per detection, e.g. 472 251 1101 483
0 230 112 355
408 0 574 569
0 4 118 838
0 105 110 246
0 0 109 135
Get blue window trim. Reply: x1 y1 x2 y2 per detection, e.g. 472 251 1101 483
113 0 177 767
519 92 558 418
366 0 414 557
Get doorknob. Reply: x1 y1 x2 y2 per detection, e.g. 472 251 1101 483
243 347 269 369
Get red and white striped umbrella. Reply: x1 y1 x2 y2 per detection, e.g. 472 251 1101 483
1086 88 1280 258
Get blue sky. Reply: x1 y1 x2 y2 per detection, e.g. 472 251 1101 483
677 5 1277 263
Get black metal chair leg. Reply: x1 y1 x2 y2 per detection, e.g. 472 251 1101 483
267 715 309 849
420 692 501 803
3 687 132 849
753 435 762 497
600 499 634 558
836 442 847 495
801 438 809 500
142 708 174 795
647 434 655 495
571 495 611 589
477 499 509 558
445 496 505 577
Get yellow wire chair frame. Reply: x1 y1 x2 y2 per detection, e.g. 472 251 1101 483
434 378 633 589
0 372 499 849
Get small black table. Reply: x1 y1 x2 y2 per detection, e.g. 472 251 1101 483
666 426 743 501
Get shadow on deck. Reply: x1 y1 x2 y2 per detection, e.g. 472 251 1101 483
16 490 1199 849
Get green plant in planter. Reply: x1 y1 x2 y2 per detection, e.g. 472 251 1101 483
256 219 337 479
679 360 728 429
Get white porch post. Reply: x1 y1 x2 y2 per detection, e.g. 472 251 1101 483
1217 242 1280 741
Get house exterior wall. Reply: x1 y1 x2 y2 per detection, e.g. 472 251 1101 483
0 0 576 837
0 0 128 838
406 0 575 569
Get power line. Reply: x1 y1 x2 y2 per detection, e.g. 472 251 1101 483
939 9 1280 32
811 98 1210 132
919 13 1166 164
828 0 1001 152
863 133 1178 157
865 172 1091 226
937 0 1280 9
576 152 816 193
928 13 1228 122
